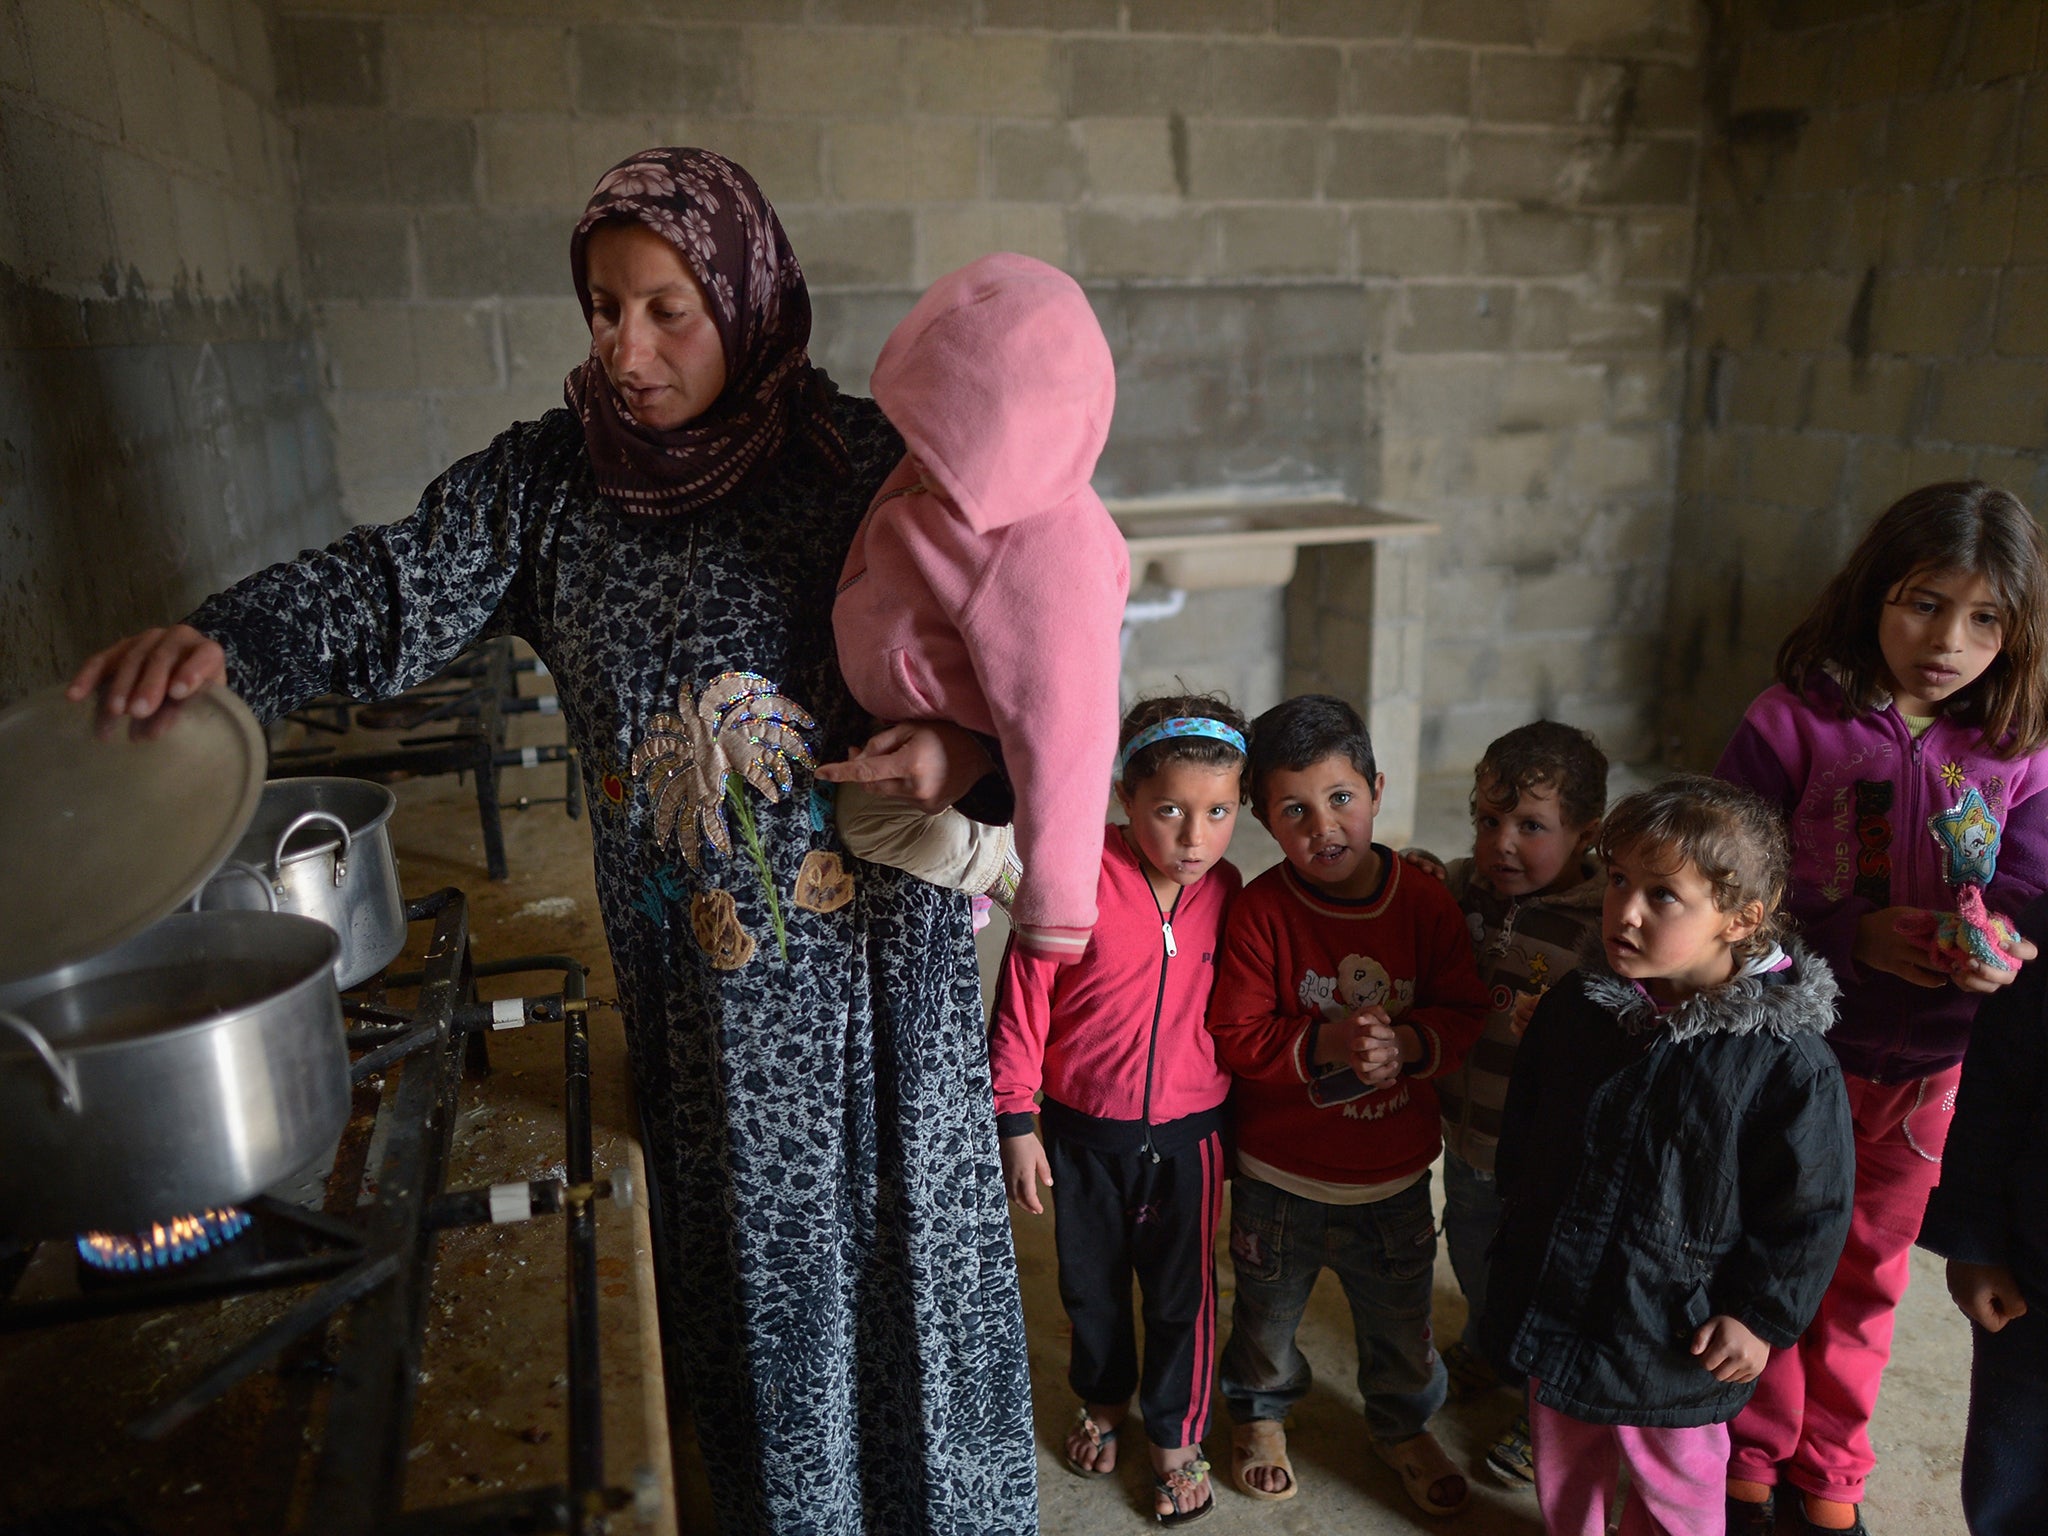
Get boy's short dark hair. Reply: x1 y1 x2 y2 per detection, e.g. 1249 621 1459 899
1248 694 1376 819
1118 692 1250 801
1600 774 1789 959
1473 721 1609 829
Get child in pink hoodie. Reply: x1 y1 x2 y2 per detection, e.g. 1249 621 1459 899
821 253 1130 963
990 693 1248 1523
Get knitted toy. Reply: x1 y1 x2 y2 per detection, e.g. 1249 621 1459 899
1894 787 2026 973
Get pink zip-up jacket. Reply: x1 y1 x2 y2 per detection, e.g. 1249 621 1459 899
990 825 1239 1155
833 254 1130 964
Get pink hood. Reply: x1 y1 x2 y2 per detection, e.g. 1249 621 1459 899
834 254 1129 962
870 252 1115 533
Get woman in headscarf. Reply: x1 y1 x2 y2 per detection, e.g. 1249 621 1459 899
69 149 1038 1536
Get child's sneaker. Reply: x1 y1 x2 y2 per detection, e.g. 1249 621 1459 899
1483 1413 1535 1487
1440 1340 1498 1402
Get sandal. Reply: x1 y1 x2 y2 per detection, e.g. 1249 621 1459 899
1153 1456 1214 1526
1726 1487 1775 1534
1063 1406 1119 1478
1230 1419 1298 1502
1374 1429 1470 1517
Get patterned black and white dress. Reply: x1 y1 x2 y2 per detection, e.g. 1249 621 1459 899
189 396 1037 1535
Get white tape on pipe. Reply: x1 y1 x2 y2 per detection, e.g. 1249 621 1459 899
536 695 560 714
491 997 524 1030
520 746 539 768
489 1183 530 1224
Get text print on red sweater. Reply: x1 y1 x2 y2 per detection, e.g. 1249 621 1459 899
990 824 1242 1157
1208 852 1489 1188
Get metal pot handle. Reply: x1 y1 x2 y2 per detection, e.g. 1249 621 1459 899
189 859 282 913
0 1009 82 1113
273 810 354 889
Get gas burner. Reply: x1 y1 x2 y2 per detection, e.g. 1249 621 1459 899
76 1208 253 1273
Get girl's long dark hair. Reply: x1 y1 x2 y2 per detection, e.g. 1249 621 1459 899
1776 481 2048 757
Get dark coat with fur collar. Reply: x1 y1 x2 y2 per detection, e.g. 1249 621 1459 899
1480 942 1854 1427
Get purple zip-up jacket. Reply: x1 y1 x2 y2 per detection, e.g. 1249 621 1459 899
1716 677 2048 1084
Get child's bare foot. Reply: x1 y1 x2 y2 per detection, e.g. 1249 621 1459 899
1063 1403 1125 1476
1152 1446 1214 1524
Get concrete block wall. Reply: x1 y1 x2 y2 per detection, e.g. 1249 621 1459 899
274 0 1701 789
0 0 340 702
1664 0 2048 765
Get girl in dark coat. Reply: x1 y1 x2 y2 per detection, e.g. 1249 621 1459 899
67 149 1036 1536
1482 776 1854 1536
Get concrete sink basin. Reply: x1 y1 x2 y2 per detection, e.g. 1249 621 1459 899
1105 493 1437 591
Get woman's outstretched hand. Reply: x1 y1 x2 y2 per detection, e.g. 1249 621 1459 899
66 625 225 719
815 721 993 815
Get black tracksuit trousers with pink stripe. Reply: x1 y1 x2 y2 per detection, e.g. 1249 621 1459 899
1042 1102 1226 1451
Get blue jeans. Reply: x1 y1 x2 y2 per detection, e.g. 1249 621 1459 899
1441 1144 1528 1392
1963 1307 2048 1535
1219 1174 1447 1445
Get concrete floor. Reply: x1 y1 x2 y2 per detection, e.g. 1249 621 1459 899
433 736 1973 1535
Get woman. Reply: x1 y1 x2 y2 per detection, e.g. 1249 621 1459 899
70 149 1037 1536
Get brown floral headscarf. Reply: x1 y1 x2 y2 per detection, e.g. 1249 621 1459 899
566 148 846 516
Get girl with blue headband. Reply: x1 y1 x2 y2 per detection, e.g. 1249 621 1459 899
988 693 1251 1526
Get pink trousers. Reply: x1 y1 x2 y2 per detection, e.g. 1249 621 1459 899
1727 1065 1960 1504
1530 1390 1730 1536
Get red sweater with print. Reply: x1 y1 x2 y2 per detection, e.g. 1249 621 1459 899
1208 851 1488 1187
991 825 1240 1144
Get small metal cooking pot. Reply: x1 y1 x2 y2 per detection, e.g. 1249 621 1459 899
200 778 405 990
0 911 347 1237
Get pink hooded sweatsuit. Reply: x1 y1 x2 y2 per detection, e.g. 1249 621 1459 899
833 253 1130 963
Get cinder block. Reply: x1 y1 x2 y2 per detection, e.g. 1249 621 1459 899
1209 42 1343 118
318 302 417 392
1074 208 1207 278
1499 359 1608 429
388 21 485 116
908 33 1059 116
21 0 118 132
1353 206 1469 275
1729 25 1835 115
1996 268 2048 355
749 30 902 116
826 119 980 202
1397 283 1517 352
1960 0 2042 86
1507 567 1622 634
173 48 233 178
222 86 268 196
1325 127 1451 199
1460 131 1585 202
1416 0 1535 46
411 304 503 392
1891 87 2018 186
1066 38 1209 116
172 173 231 293
981 0 1121 27
688 121 825 203
483 118 580 209
418 209 564 298
1566 426 1664 496
102 147 182 291
1275 0 1410 37
188 0 235 75
300 209 411 300
1607 359 1680 424
230 0 270 99
2014 181 2048 262
990 123 1083 201
1542 0 1697 56
107 7 183 159
1942 178 2017 267
1076 118 1177 196
1634 63 1703 132
1346 44 1471 118
1188 123 1321 200
1807 356 1922 436
1871 271 1997 356
484 27 570 112
504 298 591 390
1747 430 1845 509
569 119 674 191
1458 431 1560 499
2022 80 2048 170
333 394 433 490
298 114 387 205
1215 206 1346 275
1756 274 1859 352
775 207 916 286
813 0 971 21
0 5 30 94
278 16 383 109
1474 208 1595 276
1581 137 1696 206
1620 208 1693 281
1382 356 1502 436
575 25 743 115
387 117 477 207
1514 285 1574 350
1129 0 1265 30
1726 354 1809 429
1477 55 1625 126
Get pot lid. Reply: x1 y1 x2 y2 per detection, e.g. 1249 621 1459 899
0 682 267 985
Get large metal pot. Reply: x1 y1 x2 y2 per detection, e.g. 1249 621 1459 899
200 778 405 990
0 911 348 1237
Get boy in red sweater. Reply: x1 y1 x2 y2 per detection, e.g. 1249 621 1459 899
1209 695 1488 1517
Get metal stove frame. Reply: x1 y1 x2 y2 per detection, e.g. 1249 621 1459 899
0 889 638 1536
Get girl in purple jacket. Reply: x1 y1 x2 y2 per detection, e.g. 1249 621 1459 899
1716 481 2048 1536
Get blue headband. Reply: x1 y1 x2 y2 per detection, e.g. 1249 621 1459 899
1115 716 1249 778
